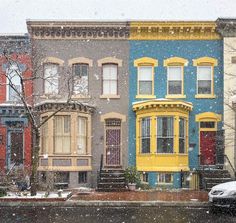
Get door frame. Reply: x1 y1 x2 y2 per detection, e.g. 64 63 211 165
6 128 24 170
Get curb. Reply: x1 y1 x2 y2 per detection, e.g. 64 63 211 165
0 200 210 208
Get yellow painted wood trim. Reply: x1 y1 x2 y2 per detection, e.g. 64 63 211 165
42 57 64 66
195 94 216 99
100 112 126 122
193 57 218 66
165 95 186 99
68 57 93 67
136 95 156 99
195 112 222 122
134 57 158 67
137 166 190 172
164 57 188 66
97 57 122 67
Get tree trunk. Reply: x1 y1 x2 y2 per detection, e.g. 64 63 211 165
30 129 40 196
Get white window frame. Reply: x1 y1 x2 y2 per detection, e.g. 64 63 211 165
197 66 212 95
102 64 118 95
167 66 183 95
44 63 59 95
138 66 153 96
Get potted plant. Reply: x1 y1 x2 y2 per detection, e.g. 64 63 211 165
124 166 140 191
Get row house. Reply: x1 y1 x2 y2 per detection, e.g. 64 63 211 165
217 18 236 176
27 21 129 188
128 22 224 188
0 35 32 173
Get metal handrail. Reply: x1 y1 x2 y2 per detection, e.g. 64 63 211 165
100 154 103 172
223 155 236 179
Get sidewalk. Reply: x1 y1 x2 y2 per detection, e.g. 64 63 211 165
70 190 208 202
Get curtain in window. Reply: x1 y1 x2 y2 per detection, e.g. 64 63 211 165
197 66 212 94
157 117 174 153
102 64 117 95
138 66 152 95
54 116 71 154
77 117 87 154
41 117 49 154
141 117 150 153
73 64 88 95
44 64 59 94
168 66 182 94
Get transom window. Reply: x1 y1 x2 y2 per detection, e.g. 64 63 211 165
53 116 71 154
167 66 182 95
157 117 174 153
44 63 59 94
138 66 153 95
197 66 212 95
7 63 21 101
102 64 118 95
73 63 88 95
200 121 215 128
141 117 151 153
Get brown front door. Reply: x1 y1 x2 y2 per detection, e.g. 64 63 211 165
105 119 121 166
200 131 216 165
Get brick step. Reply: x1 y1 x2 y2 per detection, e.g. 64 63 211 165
99 177 125 183
204 177 232 182
97 182 126 188
96 188 128 192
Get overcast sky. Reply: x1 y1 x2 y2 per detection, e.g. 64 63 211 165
0 0 236 33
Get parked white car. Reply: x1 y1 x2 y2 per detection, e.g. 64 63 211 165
208 181 236 210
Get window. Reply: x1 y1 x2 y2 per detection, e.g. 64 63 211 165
179 118 186 153
44 63 59 94
77 117 87 154
41 117 49 154
167 66 182 95
157 117 174 153
158 173 173 184
54 172 69 184
73 63 88 95
200 121 215 128
53 116 71 154
7 63 21 101
102 64 118 95
138 66 153 95
141 117 150 153
197 66 212 94
78 172 87 184
141 172 149 183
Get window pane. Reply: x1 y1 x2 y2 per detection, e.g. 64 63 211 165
141 117 150 153
198 80 211 94
41 117 49 154
77 117 87 154
139 67 152 81
168 81 182 94
168 67 182 80
73 64 88 95
139 81 152 95
200 122 215 128
179 118 186 153
44 64 59 94
102 64 118 95
197 66 211 80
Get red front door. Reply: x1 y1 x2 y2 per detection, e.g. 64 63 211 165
200 131 216 165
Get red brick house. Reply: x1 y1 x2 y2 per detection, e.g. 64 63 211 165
0 35 32 173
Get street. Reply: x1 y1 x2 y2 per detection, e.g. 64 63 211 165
0 205 236 223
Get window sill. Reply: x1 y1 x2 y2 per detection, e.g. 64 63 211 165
195 94 216 99
165 94 186 99
136 95 156 99
100 95 120 99
71 95 91 99
40 94 62 99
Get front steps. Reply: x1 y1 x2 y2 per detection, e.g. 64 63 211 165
97 169 128 192
199 169 232 190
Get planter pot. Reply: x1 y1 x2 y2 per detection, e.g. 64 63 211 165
128 183 136 191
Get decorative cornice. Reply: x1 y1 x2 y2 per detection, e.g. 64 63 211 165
27 21 130 40
132 99 193 112
130 21 220 40
217 18 236 37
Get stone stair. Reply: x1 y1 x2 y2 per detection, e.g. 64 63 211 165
96 169 127 192
199 169 233 191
